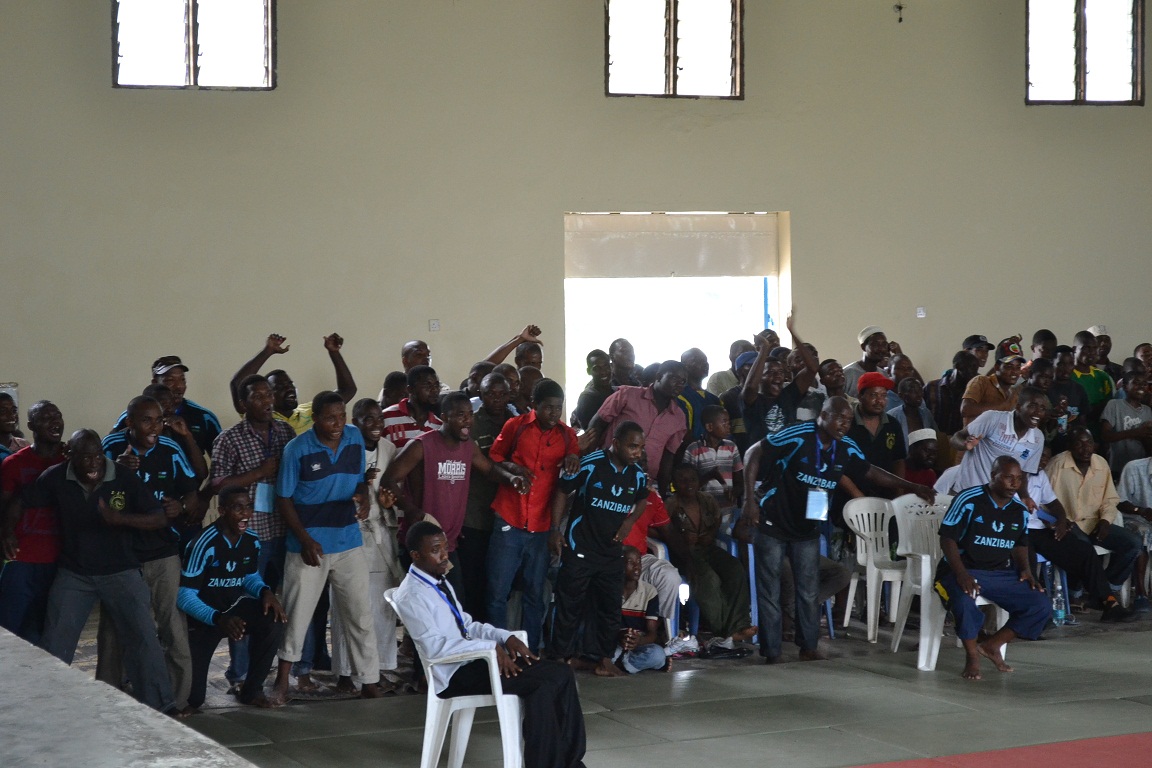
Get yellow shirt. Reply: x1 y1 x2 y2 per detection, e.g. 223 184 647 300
1045 451 1120 533
274 402 313 436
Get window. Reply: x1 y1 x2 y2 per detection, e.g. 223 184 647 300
113 0 274 89
606 0 743 98
1027 0 1143 104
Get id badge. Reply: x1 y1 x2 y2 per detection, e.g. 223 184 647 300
805 489 830 521
254 482 274 514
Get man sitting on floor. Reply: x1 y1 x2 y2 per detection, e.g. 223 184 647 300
394 521 587 768
937 456 1050 681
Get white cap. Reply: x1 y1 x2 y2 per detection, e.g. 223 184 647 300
857 326 885 346
1087 324 1109 337
907 428 937 447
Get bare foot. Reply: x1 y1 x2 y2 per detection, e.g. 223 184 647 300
977 642 1012 673
594 658 627 677
247 694 279 709
730 625 759 644
335 676 358 695
961 655 983 680
566 657 599 672
294 673 318 692
360 682 385 699
798 648 827 662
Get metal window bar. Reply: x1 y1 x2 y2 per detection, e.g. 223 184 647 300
667 0 677 96
1026 0 1143 104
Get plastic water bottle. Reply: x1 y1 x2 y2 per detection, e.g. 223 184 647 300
1051 569 1066 626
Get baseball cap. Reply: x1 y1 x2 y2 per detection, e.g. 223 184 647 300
857 326 885 346
962 334 994 351
907 428 937 447
857 372 894 392
995 339 1025 366
734 351 758 370
151 356 189 376
1087 324 1109 337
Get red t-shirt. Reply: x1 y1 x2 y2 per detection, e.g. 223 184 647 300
489 412 578 532
1 446 67 563
622 493 671 552
905 467 938 488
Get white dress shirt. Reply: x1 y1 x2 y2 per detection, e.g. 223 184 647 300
393 565 513 694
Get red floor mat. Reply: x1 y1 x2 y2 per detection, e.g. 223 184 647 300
859 732 1152 768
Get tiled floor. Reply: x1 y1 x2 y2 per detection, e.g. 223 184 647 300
165 612 1152 768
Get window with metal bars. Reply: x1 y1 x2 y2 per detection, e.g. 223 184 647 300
113 0 275 89
1027 0 1143 104
606 0 742 98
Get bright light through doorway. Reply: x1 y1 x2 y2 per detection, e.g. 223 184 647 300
563 276 778 411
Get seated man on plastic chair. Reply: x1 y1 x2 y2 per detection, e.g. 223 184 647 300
937 456 1050 680
395 521 587 768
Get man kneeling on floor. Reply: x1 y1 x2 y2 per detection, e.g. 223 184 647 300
395 521 587 768
937 455 1050 680
178 486 287 709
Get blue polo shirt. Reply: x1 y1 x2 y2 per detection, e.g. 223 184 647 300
277 425 365 555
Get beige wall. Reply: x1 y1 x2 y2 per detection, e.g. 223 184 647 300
2 1 1149 430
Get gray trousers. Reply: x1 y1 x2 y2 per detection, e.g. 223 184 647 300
96 555 192 710
280 548 380 685
42 566 174 712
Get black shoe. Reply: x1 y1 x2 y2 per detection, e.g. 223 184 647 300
1100 602 1139 623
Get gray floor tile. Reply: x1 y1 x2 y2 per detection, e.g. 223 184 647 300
184 713 274 748
599 685 969 741
216 696 428 743
229 745 310 768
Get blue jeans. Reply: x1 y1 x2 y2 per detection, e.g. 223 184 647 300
938 568 1049 641
753 532 819 659
486 520 551 653
620 643 666 674
228 535 287 683
0 560 57 645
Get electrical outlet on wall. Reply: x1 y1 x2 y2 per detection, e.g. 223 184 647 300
429 319 441 332
915 307 926 319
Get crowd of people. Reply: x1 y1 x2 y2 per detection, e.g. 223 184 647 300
2 319 1151 766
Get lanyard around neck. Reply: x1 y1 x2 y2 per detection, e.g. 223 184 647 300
410 567 469 639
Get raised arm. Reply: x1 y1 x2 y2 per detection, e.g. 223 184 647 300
323 333 358 403
742 333 772 407
229 334 290 413
786 312 819 393
484 325 542 366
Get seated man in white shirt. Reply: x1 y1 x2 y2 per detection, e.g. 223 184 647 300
393 521 587 768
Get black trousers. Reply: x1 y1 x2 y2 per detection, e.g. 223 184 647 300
187 597 284 707
456 526 491 622
1028 527 1111 602
440 659 586 768
551 550 621 660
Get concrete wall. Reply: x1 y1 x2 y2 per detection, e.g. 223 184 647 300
2 1 1148 428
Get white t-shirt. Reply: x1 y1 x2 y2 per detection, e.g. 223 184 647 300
956 410 1044 491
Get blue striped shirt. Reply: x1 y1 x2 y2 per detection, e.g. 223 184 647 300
277 426 365 554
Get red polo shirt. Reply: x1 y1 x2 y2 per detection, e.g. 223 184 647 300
489 412 578 532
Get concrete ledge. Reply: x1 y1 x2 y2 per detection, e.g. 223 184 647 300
0 628 253 768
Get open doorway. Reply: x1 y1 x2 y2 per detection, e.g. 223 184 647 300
563 212 790 404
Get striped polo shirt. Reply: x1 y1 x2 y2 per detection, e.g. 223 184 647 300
277 425 366 555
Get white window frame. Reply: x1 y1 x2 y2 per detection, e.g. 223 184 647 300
1026 0 1144 105
605 0 744 99
112 0 276 90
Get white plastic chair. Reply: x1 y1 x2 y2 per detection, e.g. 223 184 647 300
842 497 904 643
890 493 951 663
383 588 524 768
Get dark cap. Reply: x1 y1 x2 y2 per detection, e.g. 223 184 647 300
962 335 994 351
995 339 1025 366
151 356 189 376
